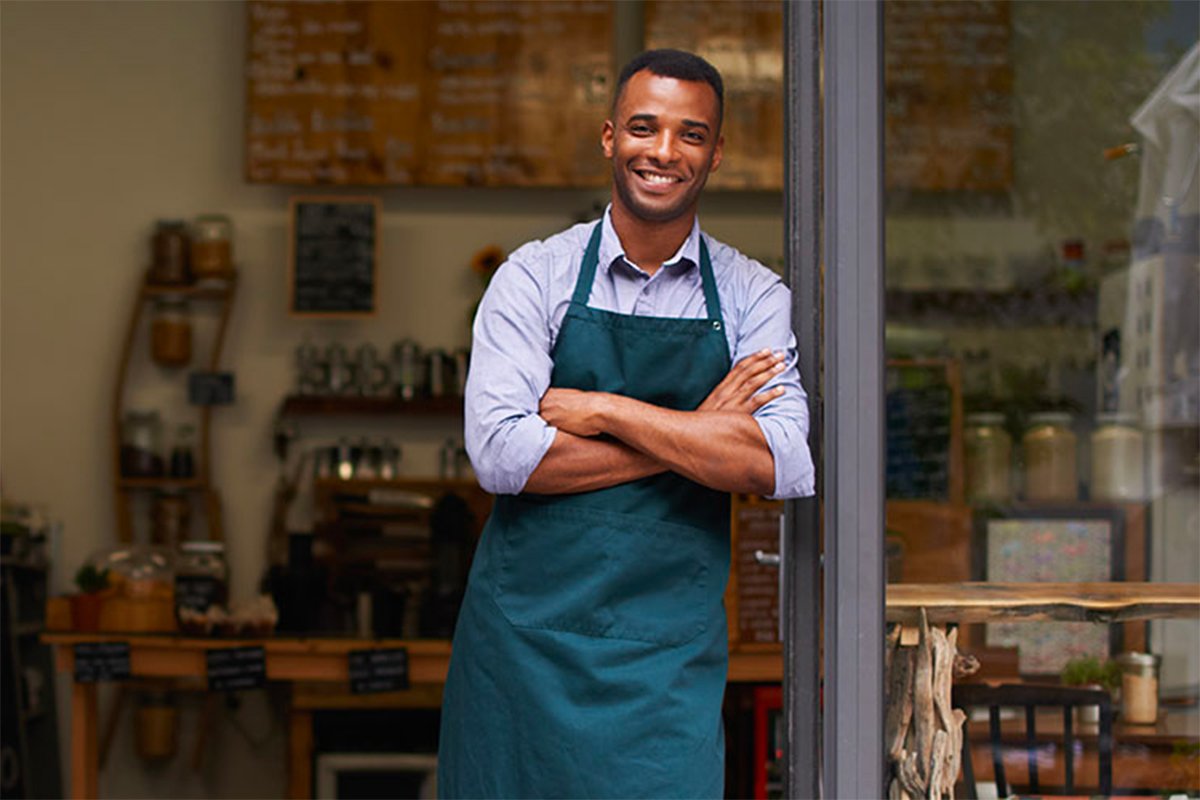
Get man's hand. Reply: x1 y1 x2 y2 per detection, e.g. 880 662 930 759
697 349 785 413
540 388 610 437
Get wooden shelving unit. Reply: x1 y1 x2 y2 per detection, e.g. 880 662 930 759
111 275 238 543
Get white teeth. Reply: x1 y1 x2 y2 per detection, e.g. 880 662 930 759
640 172 675 185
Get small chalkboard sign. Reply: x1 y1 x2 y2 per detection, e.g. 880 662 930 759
188 371 235 405
206 646 267 691
74 642 131 683
175 576 222 614
348 648 409 694
289 196 381 317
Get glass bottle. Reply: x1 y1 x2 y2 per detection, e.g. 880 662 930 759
169 423 196 479
965 412 1011 503
1022 412 1077 502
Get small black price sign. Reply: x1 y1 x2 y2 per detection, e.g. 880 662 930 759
74 642 131 683
175 576 222 614
206 646 266 691
348 647 409 694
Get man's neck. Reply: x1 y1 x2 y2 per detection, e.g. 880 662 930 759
609 203 696 276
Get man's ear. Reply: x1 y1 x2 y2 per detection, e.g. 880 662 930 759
710 134 724 173
601 120 615 159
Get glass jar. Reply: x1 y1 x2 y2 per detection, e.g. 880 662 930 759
1022 412 1077 501
1115 651 1161 724
121 410 164 477
1091 413 1145 501
150 296 192 368
190 214 233 279
148 220 192 286
175 541 229 622
94 545 174 600
965 412 1012 503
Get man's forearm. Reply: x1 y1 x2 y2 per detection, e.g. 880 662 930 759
597 395 775 495
522 429 666 494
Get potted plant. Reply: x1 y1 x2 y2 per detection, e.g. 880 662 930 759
1061 656 1121 723
71 564 110 632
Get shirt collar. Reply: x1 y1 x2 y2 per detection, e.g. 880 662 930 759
598 205 701 277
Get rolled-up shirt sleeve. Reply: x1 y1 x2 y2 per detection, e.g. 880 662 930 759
464 243 559 495
735 275 816 500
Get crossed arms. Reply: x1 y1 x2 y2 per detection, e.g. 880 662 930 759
529 350 785 495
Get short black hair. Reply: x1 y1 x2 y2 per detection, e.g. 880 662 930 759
613 49 724 127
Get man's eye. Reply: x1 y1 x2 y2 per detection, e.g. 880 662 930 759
629 124 653 135
684 131 706 143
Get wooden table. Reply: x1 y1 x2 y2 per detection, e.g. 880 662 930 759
886 582 1200 625
43 633 785 799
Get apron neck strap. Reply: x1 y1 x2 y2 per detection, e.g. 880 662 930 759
572 220 723 323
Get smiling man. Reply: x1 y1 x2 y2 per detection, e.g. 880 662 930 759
437 49 815 799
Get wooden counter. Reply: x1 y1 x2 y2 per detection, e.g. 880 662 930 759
43 633 784 798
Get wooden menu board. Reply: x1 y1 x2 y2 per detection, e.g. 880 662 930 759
729 497 783 645
644 1 783 191
884 0 1013 191
246 1 613 186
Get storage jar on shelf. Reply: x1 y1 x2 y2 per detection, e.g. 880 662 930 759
190 214 233 279
1022 412 1077 501
1090 413 1145 501
150 296 192 368
147 219 192 286
965 412 1012 503
121 410 165 477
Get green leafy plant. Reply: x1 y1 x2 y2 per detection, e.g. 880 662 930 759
1061 656 1121 691
73 564 110 594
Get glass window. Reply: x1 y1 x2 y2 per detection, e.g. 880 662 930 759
884 2 1198 796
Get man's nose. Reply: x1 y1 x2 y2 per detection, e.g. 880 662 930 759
649 132 678 164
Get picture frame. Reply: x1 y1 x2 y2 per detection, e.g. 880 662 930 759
972 505 1128 676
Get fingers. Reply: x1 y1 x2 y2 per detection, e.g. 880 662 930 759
751 385 786 409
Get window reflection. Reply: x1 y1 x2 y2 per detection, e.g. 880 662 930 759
884 1 1198 795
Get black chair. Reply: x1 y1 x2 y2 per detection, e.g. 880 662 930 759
952 683 1113 798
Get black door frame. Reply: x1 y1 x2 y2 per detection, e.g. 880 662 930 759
783 1 885 797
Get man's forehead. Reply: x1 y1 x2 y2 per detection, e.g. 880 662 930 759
614 72 720 121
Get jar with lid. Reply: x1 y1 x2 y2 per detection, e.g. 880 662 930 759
121 410 164 477
1091 413 1145 501
965 412 1012 503
1115 651 1161 724
190 214 233 279
175 541 229 621
150 296 192 368
1022 412 1078 501
93 545 174 600
147 220 192 286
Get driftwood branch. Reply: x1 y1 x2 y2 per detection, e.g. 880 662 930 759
885 609 968 800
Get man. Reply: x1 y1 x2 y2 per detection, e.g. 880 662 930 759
438 49 814 798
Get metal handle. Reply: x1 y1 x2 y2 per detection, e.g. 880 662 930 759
754 549 781 566
751 515 787 642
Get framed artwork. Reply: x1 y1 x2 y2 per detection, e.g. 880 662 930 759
974 506 1126 676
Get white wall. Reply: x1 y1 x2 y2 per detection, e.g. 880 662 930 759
0 3 782 796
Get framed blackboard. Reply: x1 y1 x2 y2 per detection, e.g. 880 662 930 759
288 196 380 317
206 645 267 691
348 647 410 694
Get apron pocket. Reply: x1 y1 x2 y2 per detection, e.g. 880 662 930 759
492 502 710 646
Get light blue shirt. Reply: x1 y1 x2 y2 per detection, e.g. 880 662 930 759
465 208 815 500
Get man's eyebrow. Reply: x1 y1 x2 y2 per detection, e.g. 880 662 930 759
625 113 711 133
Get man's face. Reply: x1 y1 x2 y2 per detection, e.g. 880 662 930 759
602 71 723 224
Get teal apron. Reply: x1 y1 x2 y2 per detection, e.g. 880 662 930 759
439 222 732 799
